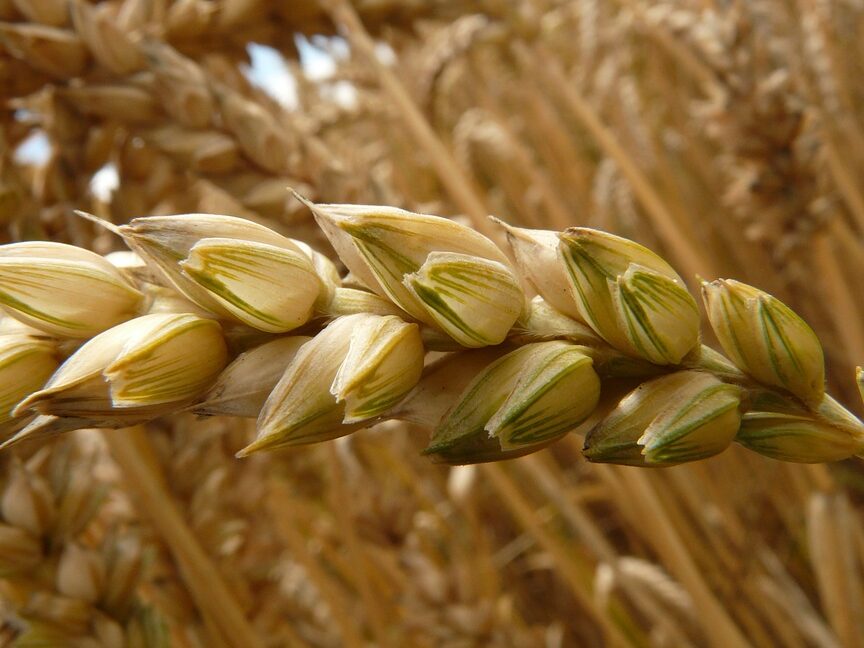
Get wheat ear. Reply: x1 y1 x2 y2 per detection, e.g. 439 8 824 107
0 198 861 467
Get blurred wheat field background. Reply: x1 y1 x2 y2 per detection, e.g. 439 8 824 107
1 0 864 646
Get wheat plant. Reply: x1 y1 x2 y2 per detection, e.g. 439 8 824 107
4 0 864 646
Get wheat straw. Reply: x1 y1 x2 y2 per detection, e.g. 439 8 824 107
104 427 262 648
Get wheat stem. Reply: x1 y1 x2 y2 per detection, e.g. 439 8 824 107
102 426 262 648
823 140 864 235
812 234 864 364
515 42 714 281
482 462 638 648
266 478 367 648
611 467 751 648
807 492 864 646
320 0 495 237
326 444 393 647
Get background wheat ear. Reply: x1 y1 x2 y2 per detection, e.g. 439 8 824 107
0 436 169 646
1 0 864 645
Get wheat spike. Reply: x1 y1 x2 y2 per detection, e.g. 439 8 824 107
0 196 859 468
